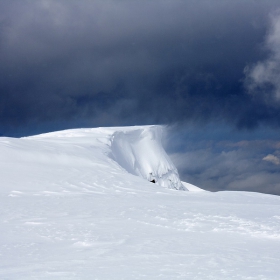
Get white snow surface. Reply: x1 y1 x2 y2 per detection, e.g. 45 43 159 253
182 181 205 192
0 125 280 279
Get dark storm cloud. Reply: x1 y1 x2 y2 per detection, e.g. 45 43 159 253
1 0 280 136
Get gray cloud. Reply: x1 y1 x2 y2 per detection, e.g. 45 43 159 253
170 137 280 195
263 154 280 165
245 10 280 101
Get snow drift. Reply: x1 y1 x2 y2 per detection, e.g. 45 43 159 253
110 126 185 190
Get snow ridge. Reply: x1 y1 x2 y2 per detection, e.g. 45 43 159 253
110 126 185 190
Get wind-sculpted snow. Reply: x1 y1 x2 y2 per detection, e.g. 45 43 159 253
0 126 280 279
111 126 185 190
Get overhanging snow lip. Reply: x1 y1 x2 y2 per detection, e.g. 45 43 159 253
110 126 186 191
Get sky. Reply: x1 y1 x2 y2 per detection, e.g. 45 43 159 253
1 0 280 195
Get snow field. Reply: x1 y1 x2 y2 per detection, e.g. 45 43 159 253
0 126 280 279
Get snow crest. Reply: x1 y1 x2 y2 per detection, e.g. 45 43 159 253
111 126 185 190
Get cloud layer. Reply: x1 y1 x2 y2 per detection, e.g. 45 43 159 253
169 134 280 195
1 0 280 135
245 10 280 101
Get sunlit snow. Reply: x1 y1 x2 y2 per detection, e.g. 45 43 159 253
0 125 280 279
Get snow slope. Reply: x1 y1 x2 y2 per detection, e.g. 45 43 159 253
0 126 280 279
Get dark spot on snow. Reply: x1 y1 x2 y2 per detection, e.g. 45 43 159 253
150 179 156 183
